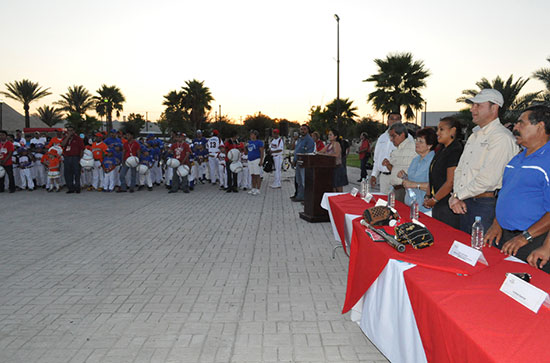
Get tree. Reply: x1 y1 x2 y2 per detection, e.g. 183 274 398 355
159 90 191 134
94 84 125 132
55 85 94 116
65 112 101 135
182 79 214 131
36 105 63 127
209 116 243 139
457 75 541 123
1 79 52 128
121 113 145 136
308 98 358 138
354 116 386 141
364 52 430 120
243 112 275 138
533 57 550 107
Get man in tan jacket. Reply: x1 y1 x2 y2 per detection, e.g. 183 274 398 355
382 122 416 203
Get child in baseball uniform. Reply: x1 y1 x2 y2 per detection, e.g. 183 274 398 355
238 143 250 190
138 149 154 191
33 144 46 188
18 148 35 191
101 149 117 192
41 148 62 192
217 144 227 189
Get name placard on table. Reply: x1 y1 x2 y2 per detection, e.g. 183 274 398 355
448 240 488 267
500 273 550 313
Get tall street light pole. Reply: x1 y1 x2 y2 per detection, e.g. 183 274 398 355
334 14 341 132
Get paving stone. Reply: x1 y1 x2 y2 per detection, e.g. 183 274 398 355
0 167 387 362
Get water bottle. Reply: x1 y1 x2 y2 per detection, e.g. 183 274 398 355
471 216 484 250
360 178 367 199
410 200 419 221
387 186 395 208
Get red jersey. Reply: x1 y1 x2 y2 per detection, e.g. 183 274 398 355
123 140 140 160
63 136 85 157
171 142 191 164
0 140 14 166
91 142 108 161
315 139 325 153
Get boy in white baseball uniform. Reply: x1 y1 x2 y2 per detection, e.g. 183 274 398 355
269 129 283 188
217 144 227 189
207 130 221 184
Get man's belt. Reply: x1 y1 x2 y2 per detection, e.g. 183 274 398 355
381 172 391 175
473 191 497 199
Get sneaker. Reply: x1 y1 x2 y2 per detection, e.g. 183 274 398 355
248 189 255 194
253 189 260 195
129 188 134 193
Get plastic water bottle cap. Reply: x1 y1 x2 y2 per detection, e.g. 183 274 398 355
475 216 481 222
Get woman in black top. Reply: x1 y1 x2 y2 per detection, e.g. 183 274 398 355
424 117 463 229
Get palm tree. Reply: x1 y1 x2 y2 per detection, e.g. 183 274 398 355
94 84 125 131
457 75 541 122
182 79 214 131
161 90 189 133
162 90 185 113
36 105 63 127
324 98 358 134
55 85 94 116
533 57 550 107
1 79 51 128
364 52 430 120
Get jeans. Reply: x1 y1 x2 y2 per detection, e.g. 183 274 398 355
295 166 305 200
171 173 189 191
64 156 81 192
120 164 136 191
360 157 369 180
226 161 238 190
0 164 15 192
459 197 496 234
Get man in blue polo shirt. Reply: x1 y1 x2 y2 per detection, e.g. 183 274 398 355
484 105 550 272
292 124 315 202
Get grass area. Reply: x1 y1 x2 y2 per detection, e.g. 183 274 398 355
347 154 360 168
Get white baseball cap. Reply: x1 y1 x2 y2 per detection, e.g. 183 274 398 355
466 89 504 107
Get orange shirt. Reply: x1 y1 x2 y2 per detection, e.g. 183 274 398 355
47 137 63 149
91 142 108 161
41 153 61 172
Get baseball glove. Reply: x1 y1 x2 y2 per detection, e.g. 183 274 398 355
363 206 400 226
394 222 434 249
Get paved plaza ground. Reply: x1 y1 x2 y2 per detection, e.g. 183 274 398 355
0 167 388 363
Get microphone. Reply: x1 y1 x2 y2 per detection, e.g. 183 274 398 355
360 219 406 253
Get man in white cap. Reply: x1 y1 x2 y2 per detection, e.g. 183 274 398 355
449 89 519 233
269 128 283 188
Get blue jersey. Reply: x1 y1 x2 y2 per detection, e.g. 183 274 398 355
140 154 154 167
102 156 117 171
104 137 122 147
193 137 208 151
113 150 123 165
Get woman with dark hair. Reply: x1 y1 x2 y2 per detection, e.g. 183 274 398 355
318 129 347 192
357 132 371 182
397 127 437 214
423 117 464 228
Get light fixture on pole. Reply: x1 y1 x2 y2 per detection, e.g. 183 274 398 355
334 14 341 131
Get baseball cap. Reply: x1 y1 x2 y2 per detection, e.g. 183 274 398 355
110 129 117 133
466 89 504 107
212 129 219 135
273 128 280 134
95 132 103 137
196 129 202 134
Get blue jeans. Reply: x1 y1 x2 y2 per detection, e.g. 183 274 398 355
459 197 496 234
120 164 136 191
171 173 189 192
64 156 81 192
295 166 305 200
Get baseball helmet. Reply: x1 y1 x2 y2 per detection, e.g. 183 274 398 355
137 164 149 175
80 157 95 170
176 164 190 177
0 166 5 178
82 149 94 159
229 161 243 173
125 156 139 168
227 148 240 162
166 158 180 168
49 145 63 155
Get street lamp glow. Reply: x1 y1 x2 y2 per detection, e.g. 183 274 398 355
334 14 339 21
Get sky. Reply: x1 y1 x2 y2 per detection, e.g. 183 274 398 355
1 0 549 124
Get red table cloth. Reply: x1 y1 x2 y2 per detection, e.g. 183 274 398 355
334 194 506 313
405 261 550 363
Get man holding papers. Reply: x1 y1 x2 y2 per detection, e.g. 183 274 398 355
484 105 550 273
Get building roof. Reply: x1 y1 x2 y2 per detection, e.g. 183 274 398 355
420 111 459 127
0 102 49 133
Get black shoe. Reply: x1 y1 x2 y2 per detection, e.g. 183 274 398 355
357 179 362 182
232 188 238 193
226 188 232 193
290 195 296 199
138 186 144 191
9 190 15 193
183 189 190 193
76 189 80 194
148 187 153 191
117 189 127 193
66 190 74 194
129 188 134 193
190 186 194 191
168 190 177 193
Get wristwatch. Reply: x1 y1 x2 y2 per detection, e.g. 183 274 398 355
522 230 533 243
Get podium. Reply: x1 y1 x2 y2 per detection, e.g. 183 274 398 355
297 153 337 222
